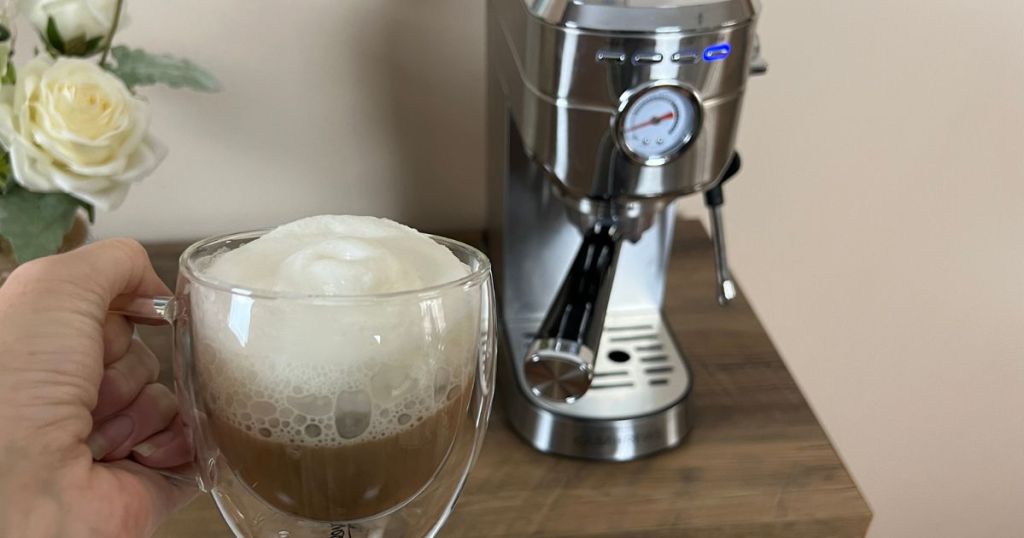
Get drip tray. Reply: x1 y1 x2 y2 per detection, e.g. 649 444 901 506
508 310 691 420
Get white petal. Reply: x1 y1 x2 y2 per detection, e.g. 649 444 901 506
47 1 108 40
115 134 166 183
51 166 118 193
0 104 18 150
9 140 60 192
61 154 127 176
23 0 52 33
117 98 151 153
32 128 123 174
58 179 129 211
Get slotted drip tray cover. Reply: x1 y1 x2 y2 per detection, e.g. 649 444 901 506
509 310 691 420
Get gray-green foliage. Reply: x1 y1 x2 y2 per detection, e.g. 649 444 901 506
105 46 221 92
0 184 91 263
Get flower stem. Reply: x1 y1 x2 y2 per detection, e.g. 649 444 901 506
98 0 125 65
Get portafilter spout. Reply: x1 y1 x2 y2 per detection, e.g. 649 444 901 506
523 223 622 403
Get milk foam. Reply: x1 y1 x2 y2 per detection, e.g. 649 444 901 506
203 215 469 295
192 216 478 447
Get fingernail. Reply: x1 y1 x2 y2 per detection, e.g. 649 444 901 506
87 415 134 460
132 442 156 458
132 428 176 460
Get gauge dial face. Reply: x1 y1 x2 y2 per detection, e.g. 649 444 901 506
618 85 700 165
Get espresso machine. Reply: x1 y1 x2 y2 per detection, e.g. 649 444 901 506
487 0 766 460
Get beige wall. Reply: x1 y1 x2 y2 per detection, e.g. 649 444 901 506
94 0 488 239
675 1 1024 536
98 1 1024 536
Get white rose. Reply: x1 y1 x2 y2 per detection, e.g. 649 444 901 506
21 0 120 48
0 56 166 210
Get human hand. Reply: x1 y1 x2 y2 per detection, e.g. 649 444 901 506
0 239 196 537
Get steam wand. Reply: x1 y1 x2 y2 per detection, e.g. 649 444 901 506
704 153 742 305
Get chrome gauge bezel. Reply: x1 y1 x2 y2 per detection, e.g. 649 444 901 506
614 80 704 167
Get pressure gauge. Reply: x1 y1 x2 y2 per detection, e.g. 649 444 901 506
616 82 702 166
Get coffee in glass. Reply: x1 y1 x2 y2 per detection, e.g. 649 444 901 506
115 216 496 537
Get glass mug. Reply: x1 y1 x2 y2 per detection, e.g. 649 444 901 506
114 230 496 537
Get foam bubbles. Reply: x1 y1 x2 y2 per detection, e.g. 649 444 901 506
333 390 372 439
192 216 478 447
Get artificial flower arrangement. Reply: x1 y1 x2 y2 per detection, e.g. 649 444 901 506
0 0 217 266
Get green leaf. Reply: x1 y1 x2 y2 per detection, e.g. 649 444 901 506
45 17 66 55
80 200 95 224
0 24 11 43
0 184 81 263
85 36 105 53
0 151 11 194
2 61 15 86
63 34 107 57
106 46 221 92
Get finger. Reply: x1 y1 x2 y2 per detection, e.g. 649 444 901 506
102 313 135 363
101 459 198 536
88 383 178 461
93 339 160 420
0 241 169 415
9 238 171 315
131 417 194 469
74 238 173 306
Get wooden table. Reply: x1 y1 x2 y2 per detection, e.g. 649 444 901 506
144 220 871 537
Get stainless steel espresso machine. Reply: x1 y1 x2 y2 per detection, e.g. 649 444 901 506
487 0 766 460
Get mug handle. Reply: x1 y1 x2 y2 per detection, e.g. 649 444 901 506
109 295 176 323
109 294 203 490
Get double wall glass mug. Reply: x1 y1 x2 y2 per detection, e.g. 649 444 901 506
114 230 496 538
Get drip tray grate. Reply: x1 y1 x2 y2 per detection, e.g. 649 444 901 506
507 310 691 420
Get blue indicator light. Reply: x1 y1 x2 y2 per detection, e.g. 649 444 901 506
703 43 731 62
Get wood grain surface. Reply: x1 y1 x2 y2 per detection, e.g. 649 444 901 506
143 220 871 537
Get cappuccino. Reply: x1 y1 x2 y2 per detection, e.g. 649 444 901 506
191 216 478 521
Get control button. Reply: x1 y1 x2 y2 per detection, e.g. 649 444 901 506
703 43 732 62
672 51 700 64
596 50 626 64
632 52 664 65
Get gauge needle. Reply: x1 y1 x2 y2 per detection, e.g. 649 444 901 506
626 112 675 132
